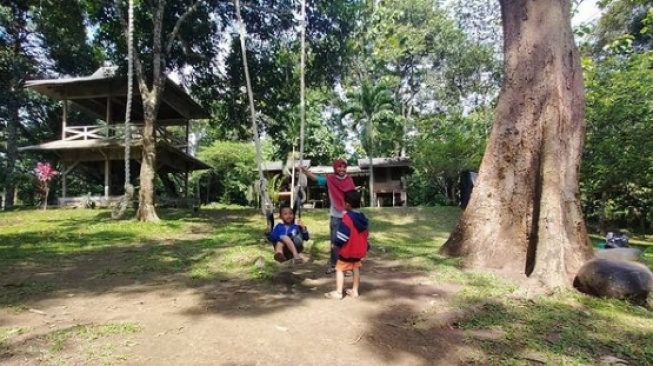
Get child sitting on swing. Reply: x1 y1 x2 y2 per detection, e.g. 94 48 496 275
266 205 309 264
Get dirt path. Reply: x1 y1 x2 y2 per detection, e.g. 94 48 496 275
1 256 481 366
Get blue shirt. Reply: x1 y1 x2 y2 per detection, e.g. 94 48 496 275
269 222 310 243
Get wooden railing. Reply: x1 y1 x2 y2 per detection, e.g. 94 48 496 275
155 126 186 149
63 124 186 148
63 124 144 141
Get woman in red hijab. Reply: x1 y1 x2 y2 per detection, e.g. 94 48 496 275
302 159 356 274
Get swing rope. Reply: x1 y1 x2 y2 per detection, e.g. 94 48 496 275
234 0 274 229
299 0 306 163
293 0 308 218
234 0 308 224
112 0 135 220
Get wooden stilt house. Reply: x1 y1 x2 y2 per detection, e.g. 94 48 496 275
19 66 211 207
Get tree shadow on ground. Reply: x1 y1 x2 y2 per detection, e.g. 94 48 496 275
5 207 650 365
363 283 653 365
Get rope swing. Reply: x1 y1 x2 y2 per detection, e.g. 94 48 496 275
112 0 135 220
294 0 308 218
234 0 275 230
234 0 308 226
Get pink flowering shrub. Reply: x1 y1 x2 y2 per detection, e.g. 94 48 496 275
34 162 58 209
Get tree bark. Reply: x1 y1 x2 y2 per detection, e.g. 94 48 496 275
125 0 167 223
136 94 162 222
3 102 19 210
440 0 593 289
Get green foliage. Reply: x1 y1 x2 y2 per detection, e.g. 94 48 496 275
36 0 101 75
582 52 653 231
412 110 490 205
191 0 361 147
195 141 256 205
405 171 449 207
341 80 396 157
594 0 653 52
263 90 347 164
84 0 218 76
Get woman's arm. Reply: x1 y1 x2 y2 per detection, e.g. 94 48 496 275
301 166 317 181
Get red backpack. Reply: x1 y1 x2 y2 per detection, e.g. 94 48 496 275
339 213 369 260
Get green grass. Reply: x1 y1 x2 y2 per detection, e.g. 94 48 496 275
0 327 27 358
2 206 653 365
46 322 142 353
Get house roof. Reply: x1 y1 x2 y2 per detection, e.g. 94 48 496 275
19 139 211 172
357 157 411 168
261 158 411 175
24 67 210 125
19 139 132 151
260 160 312 172
310 165 366 175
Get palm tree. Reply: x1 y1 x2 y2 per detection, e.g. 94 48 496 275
341 81 395 206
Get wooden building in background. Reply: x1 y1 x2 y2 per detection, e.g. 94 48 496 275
19 66 210 207
261 157 411 207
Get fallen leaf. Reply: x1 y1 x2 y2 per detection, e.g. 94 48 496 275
600 355 628 364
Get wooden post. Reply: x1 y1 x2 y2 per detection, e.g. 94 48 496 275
184 169 189 198
185 119 190 154
61 162 67 200
62 99 68 139
104 158 110 199
106 94 112 137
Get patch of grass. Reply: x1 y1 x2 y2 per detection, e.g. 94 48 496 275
453 292 653 365
46 322 142 353
0 281 56 307
0 209 193 272
0 327 27 357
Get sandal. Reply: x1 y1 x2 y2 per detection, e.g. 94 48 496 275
293 258 303 265
274 252 286 263
345 289 359 298
344 271 353 277
325 267 336 275
324 290 344 300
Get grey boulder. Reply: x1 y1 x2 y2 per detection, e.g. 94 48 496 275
573 258 653 305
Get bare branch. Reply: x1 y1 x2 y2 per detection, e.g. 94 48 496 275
177 35 210 61
165 0 205 55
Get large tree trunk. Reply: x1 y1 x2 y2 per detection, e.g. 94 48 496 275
136 95 161 222
440 0 593 290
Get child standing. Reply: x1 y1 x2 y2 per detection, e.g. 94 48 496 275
267 206 309 264
301 159 356 274
324 190 369 299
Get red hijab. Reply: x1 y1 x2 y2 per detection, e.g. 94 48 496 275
327 159 355 212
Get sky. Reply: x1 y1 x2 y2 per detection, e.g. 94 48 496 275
573 0 603 26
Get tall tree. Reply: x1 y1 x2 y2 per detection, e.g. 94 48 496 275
341 81 394 206
1 1 38 209
440 0 594 290
87 0 218 222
